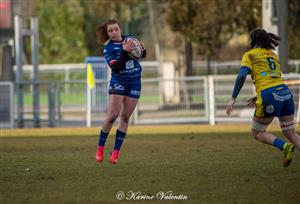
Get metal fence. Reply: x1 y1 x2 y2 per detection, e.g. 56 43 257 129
0 82 14 128
0 74 299 128
18 60 300 79
133 74 300 125
192 60 300 75
133 76 209 124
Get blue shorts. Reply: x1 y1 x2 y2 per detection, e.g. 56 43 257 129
255 84 295 118
108 79 141 99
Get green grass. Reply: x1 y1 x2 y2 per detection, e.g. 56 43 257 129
140 95 160 103
1 125 300 204
16 92 86 106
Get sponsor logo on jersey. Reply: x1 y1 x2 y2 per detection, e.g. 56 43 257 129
111 83 124 91
126 60 134 69
272 93 291 102
261 71 267 76
130 90 140 96
265 105 275 113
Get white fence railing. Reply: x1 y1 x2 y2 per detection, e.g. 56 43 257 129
16 60 300 79
1 74 299 128
130 74 300 125
84 74 300 126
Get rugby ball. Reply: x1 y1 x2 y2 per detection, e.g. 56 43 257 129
126 36 142 58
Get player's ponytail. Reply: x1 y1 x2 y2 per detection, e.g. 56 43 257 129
250 28 280 50
267 32 280 48
95 24 108 45
95 19 121 45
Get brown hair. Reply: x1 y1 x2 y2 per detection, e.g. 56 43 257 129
250 28 280 50
95 19 121 45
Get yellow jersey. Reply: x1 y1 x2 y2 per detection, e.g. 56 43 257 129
240 47 283 93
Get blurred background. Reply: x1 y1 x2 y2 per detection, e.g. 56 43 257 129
0 0 299 128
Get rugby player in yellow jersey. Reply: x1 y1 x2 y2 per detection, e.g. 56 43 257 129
226 28 300 167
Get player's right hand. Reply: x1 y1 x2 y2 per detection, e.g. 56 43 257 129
123 39 134 52
226 98 236 115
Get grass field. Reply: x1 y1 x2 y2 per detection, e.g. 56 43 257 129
1 125 300 204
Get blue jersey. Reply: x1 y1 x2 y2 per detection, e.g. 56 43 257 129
103 35 142 82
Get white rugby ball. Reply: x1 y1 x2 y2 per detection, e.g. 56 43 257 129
126 36 142 58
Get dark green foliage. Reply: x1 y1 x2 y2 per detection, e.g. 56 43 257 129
37 0 88 63
26 0 300 64
166 0 261 60
289 0 300 59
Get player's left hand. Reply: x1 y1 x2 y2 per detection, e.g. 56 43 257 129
226 98 236 115
140 41 145 51
247 96 257 108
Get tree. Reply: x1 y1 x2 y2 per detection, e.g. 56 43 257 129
166 0 261 75
81 0 149 57
164 0 262 108
166 0 197 76
80 0 117 57
37 0 88 63
235 0 261 33
289 0 300 60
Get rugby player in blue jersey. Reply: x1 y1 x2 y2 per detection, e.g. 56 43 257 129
95 19 146 164
226 28 300 167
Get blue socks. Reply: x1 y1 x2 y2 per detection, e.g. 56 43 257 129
98 130 109 146
273 138 286 151
98 129 127 151
114 129 126 151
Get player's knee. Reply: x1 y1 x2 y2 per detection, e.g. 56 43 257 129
282 128 298 143
251 120 267 140
280 120 295 132
252 120 267 132
120 114 130 124
252 131 264 141
107 113 119 124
